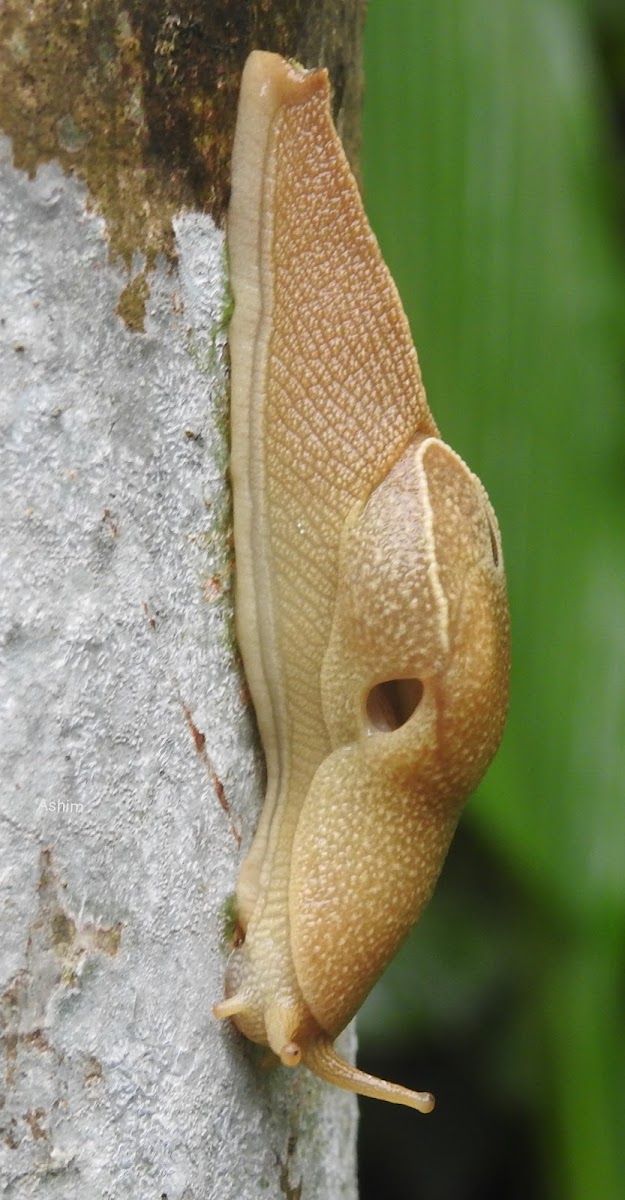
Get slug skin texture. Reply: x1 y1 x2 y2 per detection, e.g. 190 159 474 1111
214 51 510 1113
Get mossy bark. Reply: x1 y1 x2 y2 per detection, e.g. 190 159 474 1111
0 0 364 305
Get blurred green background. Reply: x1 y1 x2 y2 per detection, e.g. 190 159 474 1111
359 2 625 1198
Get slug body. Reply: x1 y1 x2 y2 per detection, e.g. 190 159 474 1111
214 51 510 1112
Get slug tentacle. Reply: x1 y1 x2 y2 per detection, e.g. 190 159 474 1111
212 995 247 1021
218 48 510 1115
303 1038 435 1114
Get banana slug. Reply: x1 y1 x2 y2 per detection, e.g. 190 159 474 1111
214 50 510 1113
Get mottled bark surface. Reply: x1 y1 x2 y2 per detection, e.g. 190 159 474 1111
0 3 363 1196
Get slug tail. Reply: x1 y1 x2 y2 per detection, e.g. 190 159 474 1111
303 1036 435 1113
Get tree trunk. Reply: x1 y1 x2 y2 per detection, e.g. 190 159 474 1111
0 4 364 1196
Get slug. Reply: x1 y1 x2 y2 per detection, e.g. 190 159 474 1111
213 50 510 1113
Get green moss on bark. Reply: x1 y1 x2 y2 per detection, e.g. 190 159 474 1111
116 272 149 331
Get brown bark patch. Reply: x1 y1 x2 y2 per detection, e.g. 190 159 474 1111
0 0 364 274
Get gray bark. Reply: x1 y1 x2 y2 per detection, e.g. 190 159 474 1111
0 110 357 1200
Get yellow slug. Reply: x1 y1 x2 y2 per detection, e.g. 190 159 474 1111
213 50 510 1113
